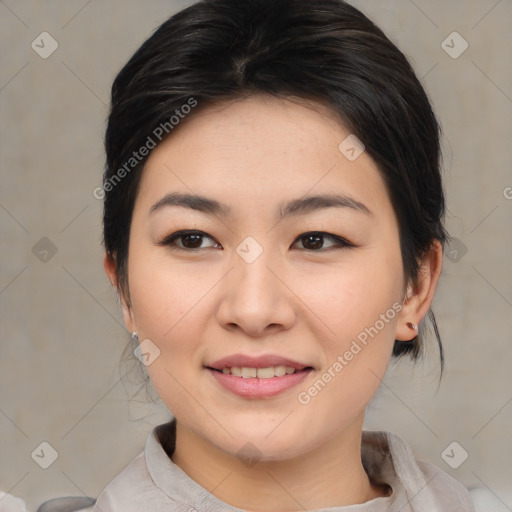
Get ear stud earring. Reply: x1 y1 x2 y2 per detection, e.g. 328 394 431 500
131 331 139 341
406 322 418 331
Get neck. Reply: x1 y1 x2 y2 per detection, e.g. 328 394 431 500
170 415 387 510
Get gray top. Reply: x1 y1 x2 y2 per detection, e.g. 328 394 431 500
93 420 474 511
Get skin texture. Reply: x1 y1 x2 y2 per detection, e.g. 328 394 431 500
104 95 442 510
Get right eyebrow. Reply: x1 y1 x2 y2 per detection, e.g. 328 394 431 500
149 192 231 217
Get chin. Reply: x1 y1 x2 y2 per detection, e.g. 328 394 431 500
216 416 317 462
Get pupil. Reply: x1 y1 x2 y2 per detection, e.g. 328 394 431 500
183 234 202 248
304 234 322 249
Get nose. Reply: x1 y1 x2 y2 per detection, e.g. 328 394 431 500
215 249 296 338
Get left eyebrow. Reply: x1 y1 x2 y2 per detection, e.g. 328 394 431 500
279 194 372 219
149 192 372 219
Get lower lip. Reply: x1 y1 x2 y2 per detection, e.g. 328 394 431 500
206 368 312 399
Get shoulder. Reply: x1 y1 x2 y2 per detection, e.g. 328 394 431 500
93 426 181 512
413 457 475 512
93 450 163 511
362 430 474 511
386 432 475 511
94 419 224 511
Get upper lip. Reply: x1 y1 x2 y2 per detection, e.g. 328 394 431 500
207 354 312 371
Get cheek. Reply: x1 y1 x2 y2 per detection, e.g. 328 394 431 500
293 248 403 417
293 251 403 345
127 253 212 417
128 242 211 335
125 246 209 382
293 268 400 441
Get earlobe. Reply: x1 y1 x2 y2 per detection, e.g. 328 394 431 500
405 321 418 331
395 241 443 341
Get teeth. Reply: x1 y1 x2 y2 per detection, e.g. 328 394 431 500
274 365 287 377
241 367 257 378
257 367 275 379
220 366 298 378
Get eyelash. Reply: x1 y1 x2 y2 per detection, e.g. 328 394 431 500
156 230 354 252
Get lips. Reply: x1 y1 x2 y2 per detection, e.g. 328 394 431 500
207 354 311 372
220 366 298 378
205 354 314 399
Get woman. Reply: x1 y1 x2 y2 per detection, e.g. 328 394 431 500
95 0 474 510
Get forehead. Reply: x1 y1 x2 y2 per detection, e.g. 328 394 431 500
134 95 392 220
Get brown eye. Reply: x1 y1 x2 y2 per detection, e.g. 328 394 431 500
293 232 352 251
157 230 220 251
180 233 205 249
301 234 324 250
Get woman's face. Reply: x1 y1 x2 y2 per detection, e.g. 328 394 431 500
120 95 410 460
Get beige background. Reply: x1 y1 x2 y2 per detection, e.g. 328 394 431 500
1 1 511 511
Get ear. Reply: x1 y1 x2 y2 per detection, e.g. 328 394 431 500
103 252 137 334
395 240 443 341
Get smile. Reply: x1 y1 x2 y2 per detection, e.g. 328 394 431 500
206 365 313 399
216 366 298 378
